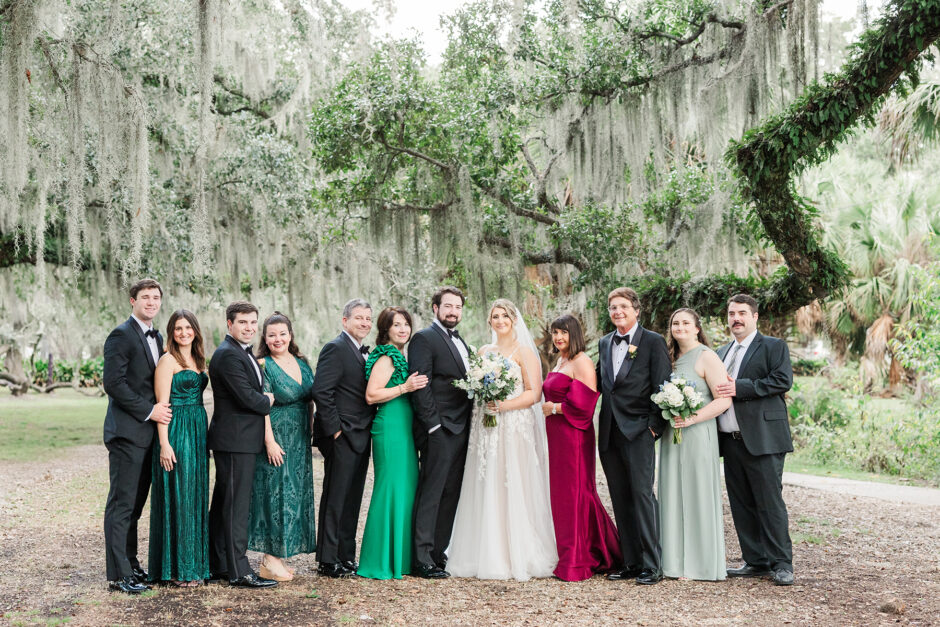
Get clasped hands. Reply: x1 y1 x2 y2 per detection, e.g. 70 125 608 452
332 373 429 441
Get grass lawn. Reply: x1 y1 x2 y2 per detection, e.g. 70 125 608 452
0 388 106 462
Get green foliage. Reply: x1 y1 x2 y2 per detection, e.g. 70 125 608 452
549 202 643 289
28 357 103 387
727 0 940 312
640 161 713 226
892 253 940 391
791 357 828 376
789 371 940 483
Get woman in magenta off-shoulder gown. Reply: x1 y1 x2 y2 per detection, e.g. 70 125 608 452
541 314 622 581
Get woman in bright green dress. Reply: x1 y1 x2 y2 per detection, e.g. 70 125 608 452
358 306 428 579
149 310 210 586
247 312 317 582
658 308 733 581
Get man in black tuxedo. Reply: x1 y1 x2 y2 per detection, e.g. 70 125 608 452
598 287 672 585
408 286 473 579
207 301 277 588
715 293 795 586
102 278 172 594
311 298 376 578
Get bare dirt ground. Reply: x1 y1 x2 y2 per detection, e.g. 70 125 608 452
1 443 938 626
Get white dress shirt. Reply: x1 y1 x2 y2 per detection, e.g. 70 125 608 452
718 329 758 433
611 322 639 377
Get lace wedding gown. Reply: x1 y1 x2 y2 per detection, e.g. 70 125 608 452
447 351 558 580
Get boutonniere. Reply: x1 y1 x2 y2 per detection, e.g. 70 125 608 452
468 344 478 354
257 357 266 371
627 345 638 360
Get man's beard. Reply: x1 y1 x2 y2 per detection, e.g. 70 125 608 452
437 312 459 329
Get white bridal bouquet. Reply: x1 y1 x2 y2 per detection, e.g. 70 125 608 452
651 373 706 444
452 351 519 427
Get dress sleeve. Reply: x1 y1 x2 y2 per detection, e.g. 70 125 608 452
561 380 600 430
365 344 409 386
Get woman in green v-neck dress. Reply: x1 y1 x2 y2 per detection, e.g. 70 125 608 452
247 313 317 581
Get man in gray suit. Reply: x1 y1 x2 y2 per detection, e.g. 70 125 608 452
715 293 795 586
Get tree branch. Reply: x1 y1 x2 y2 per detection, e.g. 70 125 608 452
374 134 452 172
483 234 586 269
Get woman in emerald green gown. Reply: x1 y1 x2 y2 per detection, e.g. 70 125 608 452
149 310 210 586
358 307 428 579
247 312 317 582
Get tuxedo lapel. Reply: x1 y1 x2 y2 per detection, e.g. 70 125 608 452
340 332 365 365
615 325 645 385
600 333 614 389
225 335 263 390
431 324 466 375
738 333 763 375
129 317 157 371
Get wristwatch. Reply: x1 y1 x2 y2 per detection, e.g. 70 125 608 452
552 403 557 415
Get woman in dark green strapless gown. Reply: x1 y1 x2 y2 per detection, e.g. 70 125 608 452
358 307 428 579
149 310 210 586
247 312 317 582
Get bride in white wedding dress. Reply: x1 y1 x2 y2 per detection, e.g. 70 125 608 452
447 299 558 580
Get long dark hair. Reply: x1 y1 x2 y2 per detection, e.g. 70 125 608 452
375 306 413 346
550 314 586 357
256 311 305 360
666 308 710 363
165 309 206 371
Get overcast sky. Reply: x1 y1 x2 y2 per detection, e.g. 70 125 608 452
338 0 864 64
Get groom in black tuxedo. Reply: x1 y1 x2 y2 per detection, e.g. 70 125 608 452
102 278 171 593
598 287 672 585
408 286 473 578
715 294 794 586
312 298 376 578
207 301 276 588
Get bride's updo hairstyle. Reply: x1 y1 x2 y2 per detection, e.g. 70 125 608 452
549 314 586 356
487 299 519 333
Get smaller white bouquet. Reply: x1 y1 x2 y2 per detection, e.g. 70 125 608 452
651 373 706 444
452 351 519 427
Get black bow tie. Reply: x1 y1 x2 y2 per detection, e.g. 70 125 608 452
145 329 159 340
613 334 630 345
359 345 370 355
245 345 254 356
447 328 460 339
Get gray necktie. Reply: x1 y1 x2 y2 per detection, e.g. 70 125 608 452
726 344 743 376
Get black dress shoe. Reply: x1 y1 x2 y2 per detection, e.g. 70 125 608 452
727 564 773 578
607 566 643 581
131 566 149 583
772 569 794 586
636 569 663 585
413 562 449 579
434 556 448 570
318 562 355 578
109 576 149 594
341 560 358 572
230 572 278 588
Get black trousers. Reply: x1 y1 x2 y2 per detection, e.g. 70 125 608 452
209 451 256 580
104 437 152 580
412 426 469 567
599 426 661 572
317 434 370 564
722 435 793 572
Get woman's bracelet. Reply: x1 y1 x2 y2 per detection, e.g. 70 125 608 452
398 384 404 395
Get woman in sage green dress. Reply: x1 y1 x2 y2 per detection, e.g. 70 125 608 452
358 307 428 579
149 310 210 586
247 312 317 582
658 308 733 581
